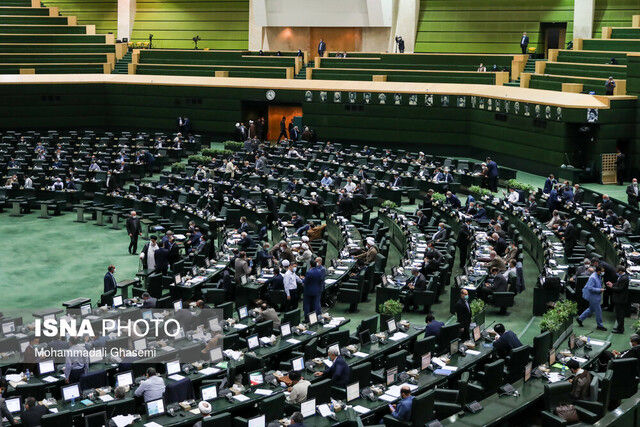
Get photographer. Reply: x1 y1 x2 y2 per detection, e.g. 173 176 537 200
395 36 405 53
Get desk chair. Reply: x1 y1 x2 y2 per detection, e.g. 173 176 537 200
41 411 73 427
540 382 600 426
105 397 136 418
202 288 226 305
217 301 234 319
608 358 638 402
382 389 436 427
165 377 195 404
505 345 531 383
491 292 515 315
409 336 436 368
84 411 107 427
282 308 301 326
307 378 332 404
79 370 107 391
471 358 505 399
202 411 232 427
254 320 273 338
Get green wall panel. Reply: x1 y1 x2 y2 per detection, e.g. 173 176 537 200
42 0 117 34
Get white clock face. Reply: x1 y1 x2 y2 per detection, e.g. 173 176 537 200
266 90 276 100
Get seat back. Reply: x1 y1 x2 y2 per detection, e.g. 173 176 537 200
255 320 273 338
350 362 372 386
481 359 505 395
307 378 332 403
202 412 232 427
79 370 108 391
411 390 435 426
283 308 301 326
412 336 436 363
105 397 136 418
386 349 409 372
357 315 378 335
543 382 573 411
258 392 285 421
506 345 531 383
608 358 639 400
165 377 195 404
532 331 552 367
217 301 234 319
437 323 460 354
41 411 73 427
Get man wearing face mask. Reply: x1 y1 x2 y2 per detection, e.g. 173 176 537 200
576 266 606 331
455 289 472 338
627 178 639 208
607 265 630 334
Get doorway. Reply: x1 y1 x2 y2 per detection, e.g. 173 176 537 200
540 22 567 58
267 104 302 141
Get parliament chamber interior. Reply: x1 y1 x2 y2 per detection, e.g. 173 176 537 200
3 0 640 426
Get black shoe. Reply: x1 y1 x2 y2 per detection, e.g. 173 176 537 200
596 326 607 331
576 317 583 327
612 329 624 334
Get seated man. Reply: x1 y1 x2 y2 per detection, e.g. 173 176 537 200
479 267 508 301
424 314 444 337
134 368 166 402
141 292 157 308
314 348 351 386
238 232 254 250
405 267 428 311
566 359 592 400
612 334 640 375
21 397 50 427
286 371 311 404
389 386 414 421
492 323 522 359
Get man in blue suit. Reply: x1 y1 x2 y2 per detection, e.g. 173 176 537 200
446 191 461 209
303 258 325 316
486 157 498 192
543 174 556 194
390 386 414 421
103 265 117 293
577 266 607 331
424 314 444 337
314 347 350 386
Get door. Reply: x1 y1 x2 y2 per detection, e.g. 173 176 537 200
541 23 567 58
267 104 302 141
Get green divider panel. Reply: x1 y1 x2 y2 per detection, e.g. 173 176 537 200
41 0 117 35
0 53 109 63
0 7 51 15
136 64 288 78
593 0 638 37
0 24 88 34
0 44 116 53
0 63 104 73
0 15 70 24
544 62 626 79
556 50 628 65
583 39 640 52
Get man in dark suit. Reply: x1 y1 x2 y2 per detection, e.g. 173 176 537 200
267 267 284 291
277 116 288 143
562 220 577 257
573 184 584 204
446 191 461 209
0 379 15 425
255 242 273 269
318 39 326 57
314 347 350 386
303 258 325 316
104 264 117 293
492 323 522 359
141 292 157 308
154 246 169 274
457 218 472 268
406 267 428 311
391 173 402 187
627 178 639 208
126 211 142 255
165 237 180 266
424 314 444 337
238 232 254 250
486 157 498 192
455 289 472 339
20 397 49 427
480 267 508 301
608 265 629 334
415 210 428 230
520 32 529 54
614 334 640 375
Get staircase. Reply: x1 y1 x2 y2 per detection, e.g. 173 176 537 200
112 50 132 74
294 61 309 79
505 56 541 87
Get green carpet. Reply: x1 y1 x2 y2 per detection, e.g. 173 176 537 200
0 212 138 321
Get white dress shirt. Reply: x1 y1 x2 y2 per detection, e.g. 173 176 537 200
283 269 301 297
507 191 520 204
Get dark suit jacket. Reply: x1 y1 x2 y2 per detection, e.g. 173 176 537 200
238 235 254 250
490 275 508 292
268 274 284 291
520 35 529 46
126 217 141 235
457 224 472 247
154 247 169 272
494 238 507 256
627 185 639 205
142 297 157 308
611 274 629 305
20 404 49 427
455 298 472 329
104 272 117 293
323 355 350 386
303 267 325 297
410 273 428 290
493 330 522 359
425 321 444 337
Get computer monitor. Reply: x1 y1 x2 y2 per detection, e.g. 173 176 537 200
174 274 181 285
249 371 264 386
20 341 29 353
449 339 460 355
166 360 181 376
569 333 576 350
210 347 223 363
5 397 21 414
292 356 304 372
142 310 153 321
116 371 133 388
201 384 217 401
328 344 339 356
38 360 55 376
2 321 15 335
146 398 165 418
133 338 147 351
473 325 481 342
359 330 371 346
549 350 556 366
280 323 291 337
62 384 81 402
238 306 248 319
524 362 532 382
387 319 397 333
421 352 432 371
301 398 316 418
80 304 92 316
247 334 259 350
112 295 123 308
173 300 183 311
308 312 317 325
386 367 397 386
248 415 265 427
346 382 359 403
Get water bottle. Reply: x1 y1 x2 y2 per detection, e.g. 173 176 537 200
25 369 30 380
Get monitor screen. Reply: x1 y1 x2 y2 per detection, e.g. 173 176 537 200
116 371 133 388
524 362 532 382
328 344 339 356
166 360 181 376
5 397 20 414
238 306 248 319
247 335 260 350
2 321 15 335
387 319 396 333
308 312 317 325
449 339 459 355
473 326 481 341
201 384 217 401
20 341 29 353
248 415 265 427
112 295 123 307
174 274 181 285
173 300 183 311
301 398 316 418
386 367 397 386
280 323 291 337
80 304 92 316
146 398 165 417
346 382 359 402
549 350 556 366
210 347 223 363
421 352 432 371
38 360 55 376
249 372 264 386
62 384 81 402
292 357 304 372
133 338 147 351
142 310 153 321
